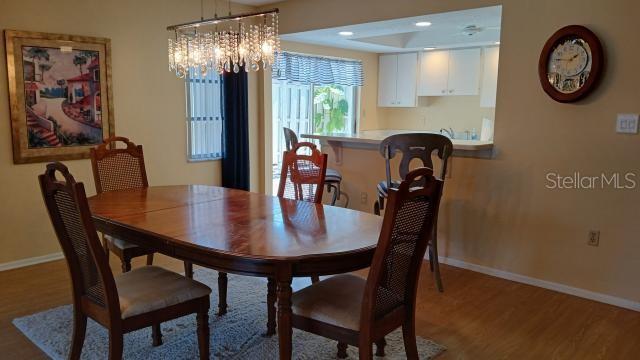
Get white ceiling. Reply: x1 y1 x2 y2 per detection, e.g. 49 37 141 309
281 6 502 53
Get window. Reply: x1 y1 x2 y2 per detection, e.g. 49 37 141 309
312 84 357 134
186 69 224 161
272 82 358 162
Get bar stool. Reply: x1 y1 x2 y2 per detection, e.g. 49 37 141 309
373 133 452 292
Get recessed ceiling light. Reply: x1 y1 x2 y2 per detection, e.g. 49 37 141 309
415 21 432 27
423 47 436 51
494 41 501 45
338 31 354 36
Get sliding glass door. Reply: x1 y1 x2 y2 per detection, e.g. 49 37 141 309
272 80 358 192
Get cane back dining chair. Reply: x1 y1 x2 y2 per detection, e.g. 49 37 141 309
283 127 347 206
290 167 443 359
39 162 211 360
90 136 194 278
374 133 452 292
277 141 328 204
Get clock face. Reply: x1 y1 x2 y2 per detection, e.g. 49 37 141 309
546 38 592 94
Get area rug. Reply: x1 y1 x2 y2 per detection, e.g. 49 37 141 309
13 269 445 359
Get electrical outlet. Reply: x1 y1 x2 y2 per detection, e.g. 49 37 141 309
588 230 600 246
360 192 368 204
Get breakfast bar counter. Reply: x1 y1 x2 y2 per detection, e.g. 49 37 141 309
301 130 493 163
301 129 493 151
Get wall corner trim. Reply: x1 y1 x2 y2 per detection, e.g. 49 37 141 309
438 256 640 313
0 252 64 272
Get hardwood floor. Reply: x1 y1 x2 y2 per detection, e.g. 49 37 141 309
1 255 638 359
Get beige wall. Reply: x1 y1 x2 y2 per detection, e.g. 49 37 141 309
0 0 259 264
379 95 496 133
262 0 640 303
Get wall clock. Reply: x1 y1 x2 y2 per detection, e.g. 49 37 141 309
538 25 604 103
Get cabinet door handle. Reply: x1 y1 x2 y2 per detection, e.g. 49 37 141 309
449 89 454 94
441 90 446 94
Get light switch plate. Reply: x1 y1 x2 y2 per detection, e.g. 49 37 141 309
616 113 639 134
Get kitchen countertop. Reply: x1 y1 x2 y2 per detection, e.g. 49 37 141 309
301 129 494 151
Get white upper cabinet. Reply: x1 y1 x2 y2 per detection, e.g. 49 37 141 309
418 50 450 96
417 48 481 97
395 53 418 106
378 54 398 106
480 46 500 108
447 48 481 95
378 53 417 107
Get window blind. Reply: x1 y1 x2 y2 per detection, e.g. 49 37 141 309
186 69 224 160
273 52 364 87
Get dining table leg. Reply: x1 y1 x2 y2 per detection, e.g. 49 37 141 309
266 277 277 336
276 266 293 360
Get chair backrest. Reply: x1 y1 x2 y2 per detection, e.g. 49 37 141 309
361 167 443 326
283 127 299 152
379 133 453 188
90 136 148 194
39 162 119 314
277 142 328 204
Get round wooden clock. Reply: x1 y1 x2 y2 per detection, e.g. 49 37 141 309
538 25 604 103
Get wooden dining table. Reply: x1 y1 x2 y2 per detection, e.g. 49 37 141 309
88 185 382 359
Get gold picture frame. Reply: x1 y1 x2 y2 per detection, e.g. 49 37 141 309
4 30 114 164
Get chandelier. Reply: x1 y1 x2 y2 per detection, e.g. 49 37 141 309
167 4 280 78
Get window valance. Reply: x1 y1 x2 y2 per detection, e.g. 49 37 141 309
273 52 364 87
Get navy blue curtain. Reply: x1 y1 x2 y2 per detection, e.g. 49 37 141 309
221 68 249 190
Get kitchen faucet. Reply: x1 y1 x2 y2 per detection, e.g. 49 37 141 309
440 127 454 139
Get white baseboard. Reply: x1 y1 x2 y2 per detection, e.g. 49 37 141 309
0 252 64 272
437 255 640 312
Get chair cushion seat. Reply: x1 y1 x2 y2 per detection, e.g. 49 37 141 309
324 168 342 183
104 234 139 250
115 266 211 319
376 180 401 198
292 274 365 331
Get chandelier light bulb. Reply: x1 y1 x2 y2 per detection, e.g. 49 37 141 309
261 42 272 55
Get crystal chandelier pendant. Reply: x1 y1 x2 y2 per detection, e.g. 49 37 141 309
167 9 280 77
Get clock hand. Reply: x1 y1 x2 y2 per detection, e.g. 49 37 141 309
554 54 580 62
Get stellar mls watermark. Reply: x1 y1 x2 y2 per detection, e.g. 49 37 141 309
546 171 637 190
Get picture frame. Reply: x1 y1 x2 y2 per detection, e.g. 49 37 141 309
4 30 114 164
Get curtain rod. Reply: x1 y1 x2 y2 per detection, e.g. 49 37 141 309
167 8 279 31
282 51 363 63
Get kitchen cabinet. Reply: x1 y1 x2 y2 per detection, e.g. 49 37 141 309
418 50 449 96
480 46 500 108
378 53 417 107
418 48 481 96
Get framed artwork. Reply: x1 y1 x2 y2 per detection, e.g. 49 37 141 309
4 30 114 164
